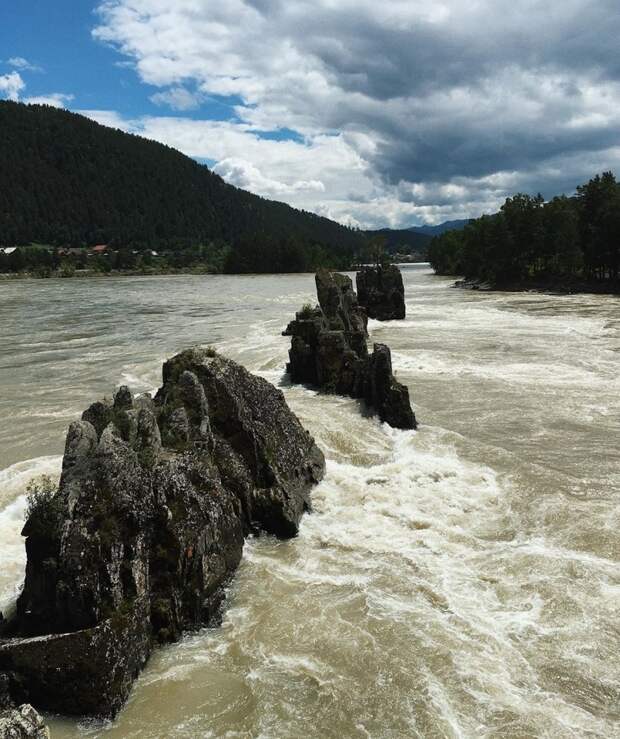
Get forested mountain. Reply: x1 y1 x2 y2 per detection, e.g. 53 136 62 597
410 220 469 236
428 173 620 288
364 228 431 253
0 101 363 272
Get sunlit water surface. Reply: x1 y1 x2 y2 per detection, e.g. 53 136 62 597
0 266 618 738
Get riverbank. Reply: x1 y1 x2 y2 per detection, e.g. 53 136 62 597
453 276 620 296
0 266 222 281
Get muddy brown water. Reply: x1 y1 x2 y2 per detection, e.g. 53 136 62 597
0 266 618 738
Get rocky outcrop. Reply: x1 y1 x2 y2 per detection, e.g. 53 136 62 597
356 264 406 320
284 270 416 429
0 349 324 718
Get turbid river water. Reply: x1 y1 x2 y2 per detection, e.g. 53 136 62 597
0 265 618 738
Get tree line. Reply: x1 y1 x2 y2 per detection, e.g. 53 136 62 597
0 238 356 277
428 172 620 286
0 101 363 273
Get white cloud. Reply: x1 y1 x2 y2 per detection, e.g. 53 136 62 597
89 0 620 226
23 93 74 108
0 72 25 101
0 67 73 110
7 57 43 72
78 109 132 130
214 157 325 196
150 87 203 111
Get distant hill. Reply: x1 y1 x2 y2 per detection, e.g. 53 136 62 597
409 219 470 236
364 220 470 257
364 228 432 254
0 101 363 272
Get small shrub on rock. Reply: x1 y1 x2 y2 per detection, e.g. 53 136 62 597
24 475 62 539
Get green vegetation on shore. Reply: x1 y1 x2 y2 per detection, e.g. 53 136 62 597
1 242 229 278
428 172 620 289
0 240 354 278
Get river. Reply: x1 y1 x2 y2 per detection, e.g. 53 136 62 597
0 265 618 738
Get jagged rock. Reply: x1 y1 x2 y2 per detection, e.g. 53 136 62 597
0 679 49 739
81 399 113 437
0 704 49 739
365 344 416 428
113 385 133 411
316 270 368 338
159 349 325 537
0 349 324 718
356 264 406 320
284 271 416 429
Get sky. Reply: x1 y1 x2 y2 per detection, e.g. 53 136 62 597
1 1 620 229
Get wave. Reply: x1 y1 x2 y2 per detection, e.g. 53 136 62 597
0 455 62 613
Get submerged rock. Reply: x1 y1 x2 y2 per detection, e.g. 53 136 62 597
356 264 406 320
284 270 416 429
0 349 324 718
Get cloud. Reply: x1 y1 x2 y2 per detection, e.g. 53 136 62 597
0 72 25 101
7 57 43 73
23 93 75 108
90 1 620 226
214 157 325 195
0 67 73 111
150 86 203 111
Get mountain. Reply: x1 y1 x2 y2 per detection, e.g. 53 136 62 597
364 228 432 253
0 101 363 271
363 220 470 257
409 219 470 236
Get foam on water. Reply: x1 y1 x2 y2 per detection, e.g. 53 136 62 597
0 455 62 612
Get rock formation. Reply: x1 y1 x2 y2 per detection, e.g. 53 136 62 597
284 270 416 429
356 264 406 320
0 348 324 718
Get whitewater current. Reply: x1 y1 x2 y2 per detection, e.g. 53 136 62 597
0 266 618 738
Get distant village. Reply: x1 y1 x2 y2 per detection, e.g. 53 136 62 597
0 244 158 258
0 242 204 278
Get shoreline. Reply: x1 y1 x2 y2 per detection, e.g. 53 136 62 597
452 277 620 297
0 267 221 281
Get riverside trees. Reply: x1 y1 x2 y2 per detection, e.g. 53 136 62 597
428 172 620 287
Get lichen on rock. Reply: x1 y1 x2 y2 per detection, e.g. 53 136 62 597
0 705 49 739
0 676 49 738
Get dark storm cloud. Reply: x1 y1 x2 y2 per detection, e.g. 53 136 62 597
93 1 620 226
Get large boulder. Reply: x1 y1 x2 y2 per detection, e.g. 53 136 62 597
356 264 406 320
0 349 324 718
284 271 416 430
